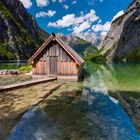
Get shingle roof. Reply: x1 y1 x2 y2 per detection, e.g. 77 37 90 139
28 34 84 65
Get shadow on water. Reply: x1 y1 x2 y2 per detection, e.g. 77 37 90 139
7 62 140 140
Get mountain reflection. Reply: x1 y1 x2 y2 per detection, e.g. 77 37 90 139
7 62 140 140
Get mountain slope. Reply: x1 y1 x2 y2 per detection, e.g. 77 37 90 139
73 32 105 47
102 0 140 63
0 0 49 60
57 33 97 57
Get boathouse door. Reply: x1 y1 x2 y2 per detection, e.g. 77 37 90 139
48 56 57 77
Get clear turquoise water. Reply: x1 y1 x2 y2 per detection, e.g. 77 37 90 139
7 62 140 140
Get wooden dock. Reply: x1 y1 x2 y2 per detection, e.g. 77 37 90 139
0 77 57 92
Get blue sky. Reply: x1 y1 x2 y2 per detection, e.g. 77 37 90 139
20 0 132 35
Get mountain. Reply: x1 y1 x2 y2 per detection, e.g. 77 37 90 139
73 32 105 47
0 0 49 60
101 0 140 63
57 33 97 57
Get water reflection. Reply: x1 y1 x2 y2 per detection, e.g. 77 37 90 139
7 62 140 140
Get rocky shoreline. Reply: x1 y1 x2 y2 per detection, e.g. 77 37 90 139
0 70 19 75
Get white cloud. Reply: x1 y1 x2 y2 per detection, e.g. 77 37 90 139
58 0 65 2
72 0 77 4
73 21 91 33
63 4 69 10
47 10 56 17
112 10 124 21
48 14 75 28
36 0 49 7
87 0 103 6
48 14 74 28
100 0 103 3
19 0 32 8
98 19 102 24
36 10 56 18
92 21 111 34
52 0 65 2
47 9 110 35
84 9 99 22
48 22 57 27
48 9 99 30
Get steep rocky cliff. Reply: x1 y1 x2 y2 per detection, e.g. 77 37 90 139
0 0 49 60
102 0 140 63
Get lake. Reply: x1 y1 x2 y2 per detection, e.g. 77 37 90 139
7 62 140 140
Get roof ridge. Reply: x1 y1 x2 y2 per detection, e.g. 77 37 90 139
56 37 84 64
28 35 84 65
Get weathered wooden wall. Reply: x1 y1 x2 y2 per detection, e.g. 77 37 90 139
32 41 79 77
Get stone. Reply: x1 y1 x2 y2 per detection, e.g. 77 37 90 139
0 70 19 75
101 0 140 63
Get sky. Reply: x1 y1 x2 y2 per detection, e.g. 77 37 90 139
19 0 133 36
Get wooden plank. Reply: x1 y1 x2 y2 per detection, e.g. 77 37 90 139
56 45 58 56
48 57 50 76
68 62 70 75
50 46 52 56
55 57 57 76
46 48 48 56
65 62 67 75
63 62 65 75
60 46 62 61
50 57 52 76
52 45 54 56
60 62 62 75
53 45 56 56
72 61 75 75
44 60 47 75
0 78 57 92
52 57 54 75
70 61 72 75
57 61 59 75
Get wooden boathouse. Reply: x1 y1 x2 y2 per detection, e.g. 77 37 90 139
28 33 84 81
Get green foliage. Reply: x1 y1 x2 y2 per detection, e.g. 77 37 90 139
84 48 106 63
0 63 32 73
25 36 35 47
18 65 32 73
0 43 14 60
127 47 140 62
0 3 42 60
16 36 23 44
84 46 97 56
0 63 19 70
0 3 12 19
0 3 23 33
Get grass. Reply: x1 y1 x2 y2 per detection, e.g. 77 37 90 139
0 64 32 73
84 48 106 63
18 65 32 73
